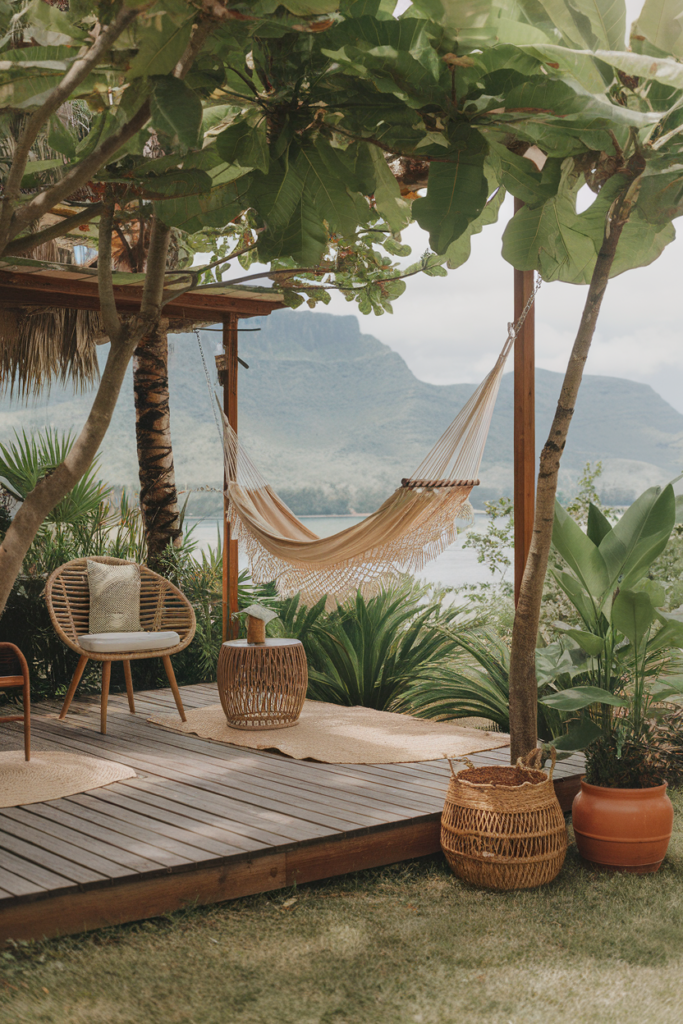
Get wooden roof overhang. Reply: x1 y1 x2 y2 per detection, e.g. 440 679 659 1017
0 265 285 320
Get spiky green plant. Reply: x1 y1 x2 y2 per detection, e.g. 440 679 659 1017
306 584 463 711
398 628 511 731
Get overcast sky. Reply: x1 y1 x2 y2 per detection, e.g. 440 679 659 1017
223 0 683 413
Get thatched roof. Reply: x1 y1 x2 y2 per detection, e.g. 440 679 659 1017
0 253 283 398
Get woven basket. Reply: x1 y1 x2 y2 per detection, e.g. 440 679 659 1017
440 751 568 891
217 638 307 730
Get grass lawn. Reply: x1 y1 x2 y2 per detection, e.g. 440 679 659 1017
2 790 683 1024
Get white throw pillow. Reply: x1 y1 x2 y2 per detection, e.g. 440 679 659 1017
87 560 142 634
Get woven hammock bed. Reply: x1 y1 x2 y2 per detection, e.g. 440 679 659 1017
218 285 538 607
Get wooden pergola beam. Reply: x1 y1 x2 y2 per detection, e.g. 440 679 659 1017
0 266 283 640
0 269 284 320
223 315 239 642
513 199 536 606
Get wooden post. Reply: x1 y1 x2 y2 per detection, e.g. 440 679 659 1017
223 314 239 641
513 197 535 607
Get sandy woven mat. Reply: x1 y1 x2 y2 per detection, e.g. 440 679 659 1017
148 700 507 764
0 750 136 808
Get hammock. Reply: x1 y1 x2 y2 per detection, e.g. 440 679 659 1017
217 282 538 606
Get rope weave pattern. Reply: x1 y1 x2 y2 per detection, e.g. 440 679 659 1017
217 280 540 605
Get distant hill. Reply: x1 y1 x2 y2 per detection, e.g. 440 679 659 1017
1 310 682 514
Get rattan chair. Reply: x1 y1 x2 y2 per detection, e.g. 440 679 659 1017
0 643 30 760
46 556 196 734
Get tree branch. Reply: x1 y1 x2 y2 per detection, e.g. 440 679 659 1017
139 215 172 325
2 203 103 257
0 5 140 239
5 100 151 247
97 196 122 346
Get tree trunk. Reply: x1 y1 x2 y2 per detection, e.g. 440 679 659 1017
508 174 641 762
0 335 137 613
133 318 182 565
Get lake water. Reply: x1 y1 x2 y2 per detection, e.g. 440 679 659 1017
184 512 511 591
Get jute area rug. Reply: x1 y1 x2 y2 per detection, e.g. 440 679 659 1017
148 700 508 764
0 751 136 808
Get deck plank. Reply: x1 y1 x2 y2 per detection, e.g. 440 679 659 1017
0 683 584 943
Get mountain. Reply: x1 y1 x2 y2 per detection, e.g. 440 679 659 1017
1 310 682 514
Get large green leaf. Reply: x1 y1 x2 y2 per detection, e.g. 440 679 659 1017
322 15 444 106
444 172 506 270
137 168 213 199
216 117 270 174
319 141 375 196
153 174 252 233
550 717 604 750
587 503 613 546
552 499 609 597
151 77 203 151
368 144 411 232
413 128 488 253
637 154 683 226
516 42 609 93
127 10 194 78
536 642 594 686
593 48 683 89
294 143 369 236
501 165 597 280
633 0 683 59
487 141 562 206
570 0 627 49
599 483 675 593
558 628 605 656
24 0 88 45
612 589 656 647
647 615 683 652
540 685 628 710
532 0 595 47
257 197 328 265
247 162 305 230
551 569 598 629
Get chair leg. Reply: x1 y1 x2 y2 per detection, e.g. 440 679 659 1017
122 661 135 714
59 655 89 721
162 656 187 722
100 662 111 735
23 678 30 762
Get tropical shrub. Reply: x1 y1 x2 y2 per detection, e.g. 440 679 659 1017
0 431 275 702
305 584 467 711
400 626 578 739
538 483 683 783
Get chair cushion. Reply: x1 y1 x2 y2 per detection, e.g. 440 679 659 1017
78 631 181 654
87 560 142 634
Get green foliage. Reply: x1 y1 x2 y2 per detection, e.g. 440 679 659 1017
461 497 514 590
538 481 683 781
584 734 663 788
305 583 464 710
400 624 582 740
7 0 683 318
0 429 109 526
399 628 512 731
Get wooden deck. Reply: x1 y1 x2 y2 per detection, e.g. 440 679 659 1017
0 683 585 943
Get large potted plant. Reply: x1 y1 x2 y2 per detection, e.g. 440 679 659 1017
538 483 683 873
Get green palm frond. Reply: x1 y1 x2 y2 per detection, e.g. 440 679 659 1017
0 428 109 525
306 584 463 710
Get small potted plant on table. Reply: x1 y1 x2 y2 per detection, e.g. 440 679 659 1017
539 482 683 873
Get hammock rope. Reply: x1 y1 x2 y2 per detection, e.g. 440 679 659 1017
207 277 540 606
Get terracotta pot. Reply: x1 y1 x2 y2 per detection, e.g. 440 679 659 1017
572 779 673 874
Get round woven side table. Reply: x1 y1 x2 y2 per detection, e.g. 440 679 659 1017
217 638 308 730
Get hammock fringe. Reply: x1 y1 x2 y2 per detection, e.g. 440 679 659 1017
218 284 540 605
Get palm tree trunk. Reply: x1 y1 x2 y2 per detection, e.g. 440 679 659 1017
508 173 642 761
133 318 182 565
